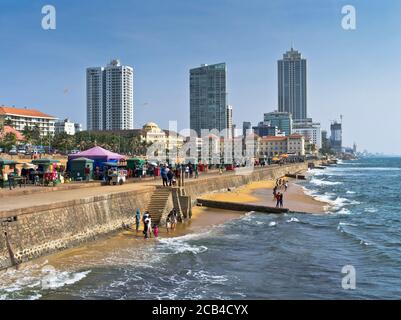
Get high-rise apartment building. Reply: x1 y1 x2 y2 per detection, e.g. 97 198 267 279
190 63 227 137
226 105 233 138
278 48 307 121
293 119 322 150
242 121 252 137
264 111 293 136
87 60 134 131
330 121 342 153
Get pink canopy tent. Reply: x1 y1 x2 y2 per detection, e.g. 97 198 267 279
68 146 125 169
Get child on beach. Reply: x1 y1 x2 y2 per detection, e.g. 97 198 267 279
153 225 159 238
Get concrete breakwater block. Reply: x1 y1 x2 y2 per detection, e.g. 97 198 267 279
196 199 289 214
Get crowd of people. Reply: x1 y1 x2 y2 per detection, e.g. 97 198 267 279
273 178 288 208
134 208 179 239
160 163 199 187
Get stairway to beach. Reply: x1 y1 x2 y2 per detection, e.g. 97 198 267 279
146 187 172 224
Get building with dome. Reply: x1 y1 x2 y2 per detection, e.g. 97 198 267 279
140 122 185 151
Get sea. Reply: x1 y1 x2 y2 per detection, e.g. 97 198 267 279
1 156 401 300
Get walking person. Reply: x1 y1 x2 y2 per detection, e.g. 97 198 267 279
135 209 141 233
275 192 281 208
161 165 168 187
143 219 149 239
85 165 91 182
167 169 174 187
284 181 288 192
147 215 153 238
189 163 193 178
273 186 278 201
171 209 178 230
185 165 189 178
279 192 284 208
8 172 14 190
166 212 172 234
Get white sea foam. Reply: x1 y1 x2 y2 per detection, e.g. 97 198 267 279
310 178 342 186
40 270 91 290
364 207 378 213
336 208 351 215
0 265 91 300
158 232 211 255
346 191 356 194
287 217 300 223
268 222 277 227
338 222 358 227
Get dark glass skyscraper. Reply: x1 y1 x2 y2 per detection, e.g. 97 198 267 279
190 63 227 137
278 48 307 121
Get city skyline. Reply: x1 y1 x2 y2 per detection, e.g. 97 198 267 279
1 0 401 153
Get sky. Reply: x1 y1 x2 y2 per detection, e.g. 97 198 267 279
0 0 401 154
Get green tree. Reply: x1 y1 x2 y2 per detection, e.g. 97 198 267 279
2 132 17 151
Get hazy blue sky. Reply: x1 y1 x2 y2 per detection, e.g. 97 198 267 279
0 0 400 154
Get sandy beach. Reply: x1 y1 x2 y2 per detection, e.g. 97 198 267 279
201 178 327 214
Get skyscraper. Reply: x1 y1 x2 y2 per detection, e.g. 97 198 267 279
278 48 307 121
87 59 134 131
330 121 342 153
190 63 227 137
226 105 233 138
242 121 252 137
86 67 104 131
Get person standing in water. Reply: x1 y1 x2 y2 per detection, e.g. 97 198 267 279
153 225 159 238
143 219 149 239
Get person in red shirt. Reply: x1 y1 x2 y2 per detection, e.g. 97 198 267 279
85 165 91 182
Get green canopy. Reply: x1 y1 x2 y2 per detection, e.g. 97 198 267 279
32 159 60 165
0 159 18 166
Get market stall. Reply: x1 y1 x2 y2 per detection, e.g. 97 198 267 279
31 159 60 186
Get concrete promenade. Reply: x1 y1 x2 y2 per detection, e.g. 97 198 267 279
0 166 287 214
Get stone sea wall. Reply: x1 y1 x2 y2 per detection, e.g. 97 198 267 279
0 187 154 270
0 163 310 270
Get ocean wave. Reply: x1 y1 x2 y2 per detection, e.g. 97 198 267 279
335 167 401 172
338 222 358 227
346 191 356 194
158 232 210 255
268 222 277 227
310 178 342 186
337 225 373 247
336 208 351 215
0 264 91 300
287 217 300 223
364 207 378 213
